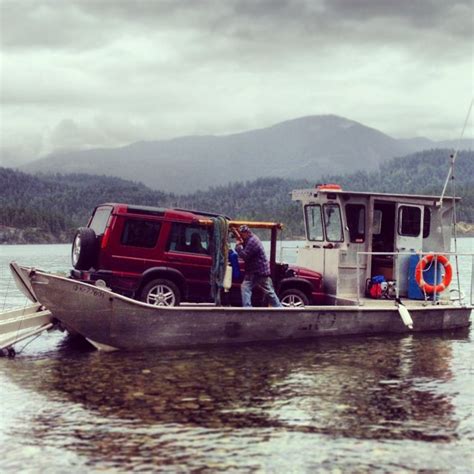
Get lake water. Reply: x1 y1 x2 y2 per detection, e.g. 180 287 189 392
0 241 473 473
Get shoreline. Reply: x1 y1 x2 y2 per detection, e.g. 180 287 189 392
2 235 473 245
2 223 473 245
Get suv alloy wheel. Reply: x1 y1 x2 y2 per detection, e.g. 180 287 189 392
140 279 181 307
279 288 309 308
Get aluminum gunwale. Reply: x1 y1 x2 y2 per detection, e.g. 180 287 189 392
29 268 472 313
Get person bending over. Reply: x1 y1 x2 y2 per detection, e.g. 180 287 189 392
234 225 282 308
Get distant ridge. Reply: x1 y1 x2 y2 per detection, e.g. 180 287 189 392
23 115 473 193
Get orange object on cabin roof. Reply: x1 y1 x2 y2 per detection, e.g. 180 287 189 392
316 183 342 191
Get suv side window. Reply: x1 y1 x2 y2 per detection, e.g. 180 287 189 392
168 223 210 254
121 219 162 248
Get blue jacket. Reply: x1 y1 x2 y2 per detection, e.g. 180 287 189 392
228 250 241 279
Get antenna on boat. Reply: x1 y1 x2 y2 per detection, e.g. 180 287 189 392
437 98 473 207
437 98 473 302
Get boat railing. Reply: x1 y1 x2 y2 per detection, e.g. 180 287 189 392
355 251 474 307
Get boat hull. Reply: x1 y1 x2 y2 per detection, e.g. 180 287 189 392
22 268 472 351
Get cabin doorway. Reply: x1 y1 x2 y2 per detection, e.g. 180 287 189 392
370 201 425 295
371 201 396 280
395 203 425 295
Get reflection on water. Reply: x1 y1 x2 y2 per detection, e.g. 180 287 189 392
0 243 473 472
1 329 472 472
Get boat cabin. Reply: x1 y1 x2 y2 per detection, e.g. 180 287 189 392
292 184 459 301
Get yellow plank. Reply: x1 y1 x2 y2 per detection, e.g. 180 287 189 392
197 219 283 229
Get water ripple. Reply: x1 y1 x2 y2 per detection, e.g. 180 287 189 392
0 243 473 472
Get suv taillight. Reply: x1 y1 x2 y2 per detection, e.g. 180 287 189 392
101 227 111 249
100 215 116 249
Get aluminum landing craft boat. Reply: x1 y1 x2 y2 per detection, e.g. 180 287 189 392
9 264 472 352
6 182 473 352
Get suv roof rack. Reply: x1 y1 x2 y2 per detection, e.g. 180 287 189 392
172 208 231 219
126 205 166 217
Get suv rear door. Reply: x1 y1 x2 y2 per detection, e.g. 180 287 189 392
164 222 212 301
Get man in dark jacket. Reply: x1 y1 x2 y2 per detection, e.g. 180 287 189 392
234 225 282 308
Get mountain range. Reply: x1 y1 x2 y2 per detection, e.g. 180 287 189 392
22 115 472 193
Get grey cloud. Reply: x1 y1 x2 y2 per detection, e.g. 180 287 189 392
2 0 471 53
324 0 471 26
0 1 114 50
0 0 471 161
48 116 145 150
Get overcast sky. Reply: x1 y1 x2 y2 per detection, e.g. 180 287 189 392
1 0 472 165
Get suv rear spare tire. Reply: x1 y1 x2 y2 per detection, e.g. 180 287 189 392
72 227 98 270
140 279 181 307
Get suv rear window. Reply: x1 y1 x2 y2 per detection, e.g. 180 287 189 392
121 219 162 248
90 206 112 235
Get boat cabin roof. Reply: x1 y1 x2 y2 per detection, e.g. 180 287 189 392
292 187 461 204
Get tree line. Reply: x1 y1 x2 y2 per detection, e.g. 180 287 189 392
1 149 472 243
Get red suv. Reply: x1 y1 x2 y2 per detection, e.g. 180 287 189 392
70 203 325 307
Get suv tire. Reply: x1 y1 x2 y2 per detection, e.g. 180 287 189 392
140 279 181 307
72 227 97 270
280 288 309 308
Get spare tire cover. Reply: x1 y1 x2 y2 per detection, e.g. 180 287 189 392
71 227 97 270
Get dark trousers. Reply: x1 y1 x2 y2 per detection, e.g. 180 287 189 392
241 274 282 307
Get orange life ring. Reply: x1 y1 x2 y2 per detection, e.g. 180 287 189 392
415 254 452 294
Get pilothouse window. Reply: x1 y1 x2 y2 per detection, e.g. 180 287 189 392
423 208 431 238
305 205 324 241
373 210 383 235
323 204 343 242
398 206 421 237
346 204 365 242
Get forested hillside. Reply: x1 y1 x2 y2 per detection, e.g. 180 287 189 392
0 169 175 242
1 150 473 243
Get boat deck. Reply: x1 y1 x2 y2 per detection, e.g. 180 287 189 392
338 296 459 308
180 296 468 311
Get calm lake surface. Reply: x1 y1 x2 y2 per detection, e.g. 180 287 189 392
0 241 473 473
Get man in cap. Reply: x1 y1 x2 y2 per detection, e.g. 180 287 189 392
234 225 282 308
